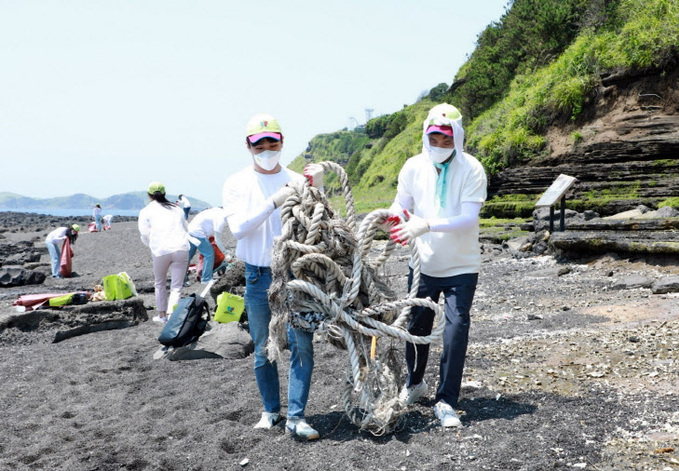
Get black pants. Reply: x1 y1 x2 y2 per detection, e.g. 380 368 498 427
405 268 478 407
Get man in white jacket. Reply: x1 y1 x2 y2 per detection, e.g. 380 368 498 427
389 103 487 428
222 113 321 440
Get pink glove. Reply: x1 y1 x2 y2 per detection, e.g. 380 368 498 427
390 210 429 245
303 163 324 188
377 214 401 233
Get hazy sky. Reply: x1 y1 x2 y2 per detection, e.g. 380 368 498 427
1 0 509 206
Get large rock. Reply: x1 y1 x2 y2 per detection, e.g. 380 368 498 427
484 68 679 219
0 241 42 266
651 276 679 294
155 321 253 361
611 275 654 290
566 218 679 231
550 231 679 255
52 298 148 342
0 297 147 342
0 267 46 287
533 207 600 233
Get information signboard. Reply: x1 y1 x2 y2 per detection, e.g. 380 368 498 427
535 174 577 207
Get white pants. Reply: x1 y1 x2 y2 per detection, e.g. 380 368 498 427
152 250 189 313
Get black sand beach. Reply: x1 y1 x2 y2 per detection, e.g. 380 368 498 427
1 211 678 470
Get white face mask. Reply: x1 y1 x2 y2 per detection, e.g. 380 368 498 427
252 149 281 171
425 142 454 163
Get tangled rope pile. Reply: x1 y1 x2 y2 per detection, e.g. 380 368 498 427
267 162 444 435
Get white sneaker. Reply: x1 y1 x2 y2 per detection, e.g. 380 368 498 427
152 315 168 324
399 380 428 406
434 401 461 427
285 418 320 440
253 411 281 429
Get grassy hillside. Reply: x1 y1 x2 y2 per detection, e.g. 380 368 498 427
289 100 434 213
291 0 679 215
466 0 679 174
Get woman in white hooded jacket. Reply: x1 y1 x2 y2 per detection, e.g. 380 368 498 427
138 181 190 323
388 103 488 428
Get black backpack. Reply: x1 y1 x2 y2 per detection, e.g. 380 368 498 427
158 283 213 348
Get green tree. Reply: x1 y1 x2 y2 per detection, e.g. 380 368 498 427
448 0 593 121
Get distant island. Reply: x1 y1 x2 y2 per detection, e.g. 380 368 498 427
0 191 212 212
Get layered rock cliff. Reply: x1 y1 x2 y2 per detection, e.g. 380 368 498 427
486 66 679 217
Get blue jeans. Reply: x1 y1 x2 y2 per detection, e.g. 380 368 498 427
46 241 61 277
244 263 314 418
187 237 214 283
405 269 478 407
95 214 102 231
183 207 190 219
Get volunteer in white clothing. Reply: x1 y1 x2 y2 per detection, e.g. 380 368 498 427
389 103 487 428
185 207 229 284
93 204 102 231
177 194 191 220
138 181 190 323
45 224 80 278
222 113 320 440
102 214 113 230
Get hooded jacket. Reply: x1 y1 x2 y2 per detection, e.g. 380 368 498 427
391 104 487 277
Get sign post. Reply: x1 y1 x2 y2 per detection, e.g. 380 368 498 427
535 174 577 232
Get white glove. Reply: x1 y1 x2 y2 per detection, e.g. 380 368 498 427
270 185 295 209
377 213 401 233
390 210 429 245
303 163 324 189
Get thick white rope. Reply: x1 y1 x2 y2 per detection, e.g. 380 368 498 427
267 161 444 435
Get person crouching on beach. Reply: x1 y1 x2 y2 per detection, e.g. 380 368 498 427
45 224 79 278
222 113 320 440
102 214 113 230
184 207 229 285
138 182 190 324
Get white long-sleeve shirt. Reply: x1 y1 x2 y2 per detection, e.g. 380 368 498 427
178 196 191 209
391 151 487 277
45 227 68 244
188 207 229 252
137 201 190 257
222 165 304 267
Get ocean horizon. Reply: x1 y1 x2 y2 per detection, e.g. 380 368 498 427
0 208 141 217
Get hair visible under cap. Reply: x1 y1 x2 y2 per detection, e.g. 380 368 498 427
146 182 176 209
148 192 177 210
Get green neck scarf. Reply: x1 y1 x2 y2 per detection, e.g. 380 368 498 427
433 150 456 210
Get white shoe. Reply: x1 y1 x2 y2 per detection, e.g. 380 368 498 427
254 411 281 429
152 315 168 324
399 380 428 406
434 400 461 427
285 418 320 440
